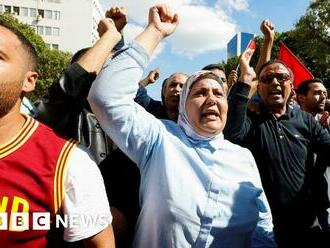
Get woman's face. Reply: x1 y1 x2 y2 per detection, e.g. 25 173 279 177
185 78 228 137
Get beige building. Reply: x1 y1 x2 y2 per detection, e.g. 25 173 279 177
0 0 104 53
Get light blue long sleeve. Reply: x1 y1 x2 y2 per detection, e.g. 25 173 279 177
88 41 275 248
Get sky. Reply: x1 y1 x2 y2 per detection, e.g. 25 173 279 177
100 0 312 100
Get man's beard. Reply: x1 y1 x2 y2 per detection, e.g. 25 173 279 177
0 80 22 118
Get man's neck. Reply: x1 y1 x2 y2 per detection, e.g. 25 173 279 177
301 106 317 117
0 111 26 146
269 105 287 118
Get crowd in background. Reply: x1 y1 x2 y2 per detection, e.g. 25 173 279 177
0 3 330 248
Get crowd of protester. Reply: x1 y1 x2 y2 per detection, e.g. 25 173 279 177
0 3 329 248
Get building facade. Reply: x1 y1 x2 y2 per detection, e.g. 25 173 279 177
227 32 255 59
0 0 104 53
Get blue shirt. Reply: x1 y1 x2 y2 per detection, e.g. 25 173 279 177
88 41 275 248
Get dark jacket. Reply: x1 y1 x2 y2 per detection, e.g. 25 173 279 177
37 63 169 248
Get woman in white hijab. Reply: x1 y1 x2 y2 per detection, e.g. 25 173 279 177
88 4 275 248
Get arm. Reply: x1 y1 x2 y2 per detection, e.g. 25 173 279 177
88 5 178 166
224 48 256 143
134 68 160 108
252 190 275 248
139 68 160 87
37 14 123 130
83 226 115 248
62 145 114 246
243 152 275 247
255 20 275 76
37 63 96 132
79 7 127 74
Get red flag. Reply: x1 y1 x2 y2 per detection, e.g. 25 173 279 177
246 39 256 50
278 42 313 88
236 40 256 71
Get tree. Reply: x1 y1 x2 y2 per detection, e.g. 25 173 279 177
0 12 71 102
287 0 330 88
220 0 330 88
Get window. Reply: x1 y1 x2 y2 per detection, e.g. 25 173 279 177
45 26 52 36
38 9 44 18
53 27 60 36
13 6 19 15
0 5 3 12
4 6 11 13
52 44 59 50
21 7 28 16
37 26 44 35
45 43 51 48
54 0 61 3
45 10 52 19
53 11 60 20
30 8 37 17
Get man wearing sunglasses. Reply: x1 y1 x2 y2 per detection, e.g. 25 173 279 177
225 55 330 247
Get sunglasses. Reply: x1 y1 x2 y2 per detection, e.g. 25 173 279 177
260 73 291 85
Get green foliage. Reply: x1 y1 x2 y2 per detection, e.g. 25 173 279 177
219 0 330 88
0 12 71 102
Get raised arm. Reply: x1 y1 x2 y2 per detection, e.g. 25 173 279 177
37 11 124 130
224 48 256 143
88 5 178 166
139 68 160 87
255 20 275 75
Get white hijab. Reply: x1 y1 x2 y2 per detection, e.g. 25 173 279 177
177 70 225 142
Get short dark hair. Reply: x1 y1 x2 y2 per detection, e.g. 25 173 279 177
0 19 38 71
71 47 90 64
296 78 323 96
202 64 225 74
258 59 293 80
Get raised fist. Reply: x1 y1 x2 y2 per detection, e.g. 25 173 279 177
260 19 275 41
148 4 179 38
97 18 121 40
106 7 128 32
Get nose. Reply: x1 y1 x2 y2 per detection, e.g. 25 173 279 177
205 92 217 105
174 84 182 92
270 77 281 85
320 92 327 100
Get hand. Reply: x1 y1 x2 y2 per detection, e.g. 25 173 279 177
148 4 179 38
260 19 275 42
147 68 160 84
227 70 238 89
320 111 330 128
106 7 128 32
97 18 121 41
238 48 256 84
140 68 160 86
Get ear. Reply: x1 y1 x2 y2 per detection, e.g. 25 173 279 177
21 71 38 93
297 94 305 106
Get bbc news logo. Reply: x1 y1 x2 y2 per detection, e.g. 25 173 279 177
0 212 109 231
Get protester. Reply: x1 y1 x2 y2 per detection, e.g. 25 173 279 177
0 19 114 248
37 7 141 247
138 71 188 121
88 4 275 247
225 47 330 247
296 78 330 239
